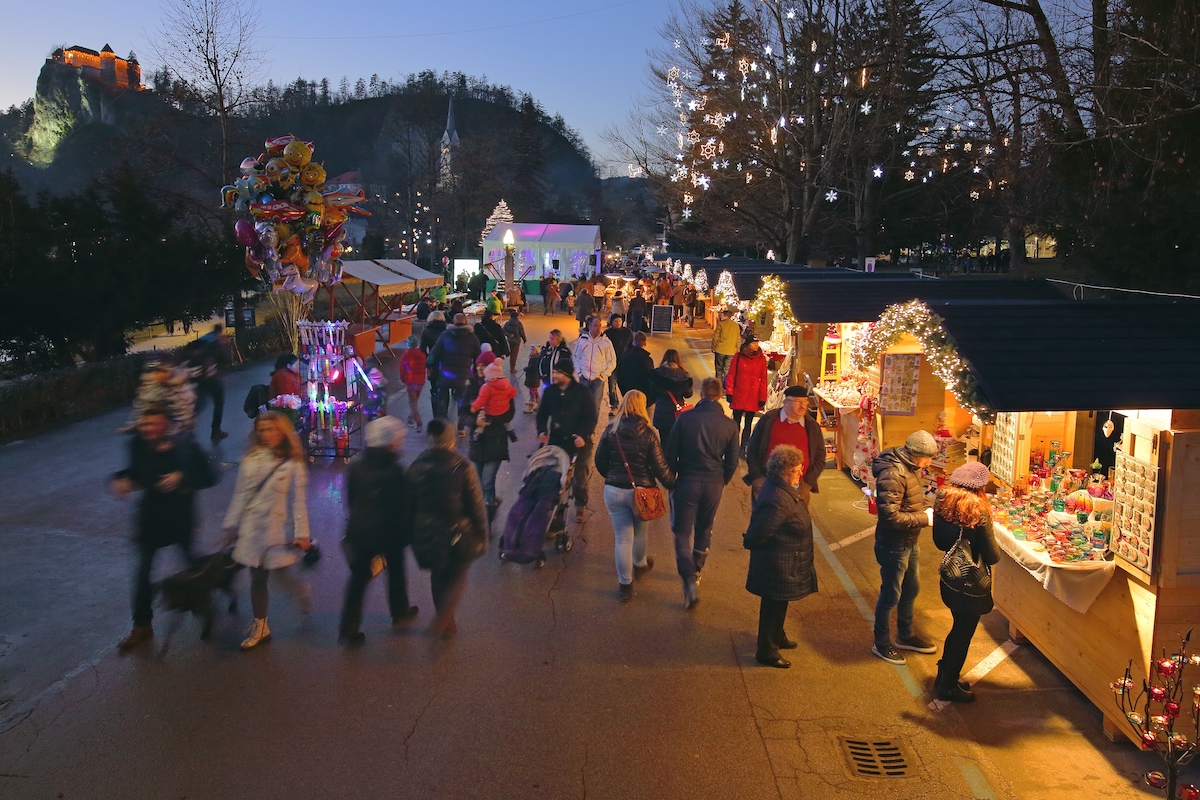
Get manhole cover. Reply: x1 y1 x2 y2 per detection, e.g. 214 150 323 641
838 737 914 778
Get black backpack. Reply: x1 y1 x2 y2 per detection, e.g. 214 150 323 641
243 384 269 418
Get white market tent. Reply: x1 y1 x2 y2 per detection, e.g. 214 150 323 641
372 259 444 289
482 223 602 279
340 260 416 296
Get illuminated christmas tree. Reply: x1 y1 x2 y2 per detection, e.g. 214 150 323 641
749 274 797 332
479 200 514 247
714 270 739 306
694 269 709 291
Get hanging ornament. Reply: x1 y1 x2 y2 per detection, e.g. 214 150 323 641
825 189 839 202
1180 784 1200 800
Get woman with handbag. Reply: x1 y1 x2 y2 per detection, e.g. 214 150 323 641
742 445 816 668
932 462 1000 702
593 390 676 602
648 349 693 444
221 411 314 650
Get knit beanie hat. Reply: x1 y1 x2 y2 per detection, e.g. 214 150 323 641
425 418 457 448
483 361 505 381
476 350 498 367
949 462 991 490
553 356 575 377
904 430 939 457
365 416 406 449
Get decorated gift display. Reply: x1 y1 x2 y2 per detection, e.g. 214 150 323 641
296 320 363 461
1111 451 1160 576
1112 631 1200 800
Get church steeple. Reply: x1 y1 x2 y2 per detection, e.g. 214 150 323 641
439 97 459 188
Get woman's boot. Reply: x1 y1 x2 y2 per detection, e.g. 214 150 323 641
241 618 271 650
934 660 976 703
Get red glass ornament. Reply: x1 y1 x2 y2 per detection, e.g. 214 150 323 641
1166 700 1181 718
1150 684 1168 702
1181 785 1200 800
1143 731 1161 748
1158 658 1179 678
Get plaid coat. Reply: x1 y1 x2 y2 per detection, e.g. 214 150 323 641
743 476 817 601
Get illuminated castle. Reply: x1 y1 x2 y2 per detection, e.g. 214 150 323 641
49 44 142 91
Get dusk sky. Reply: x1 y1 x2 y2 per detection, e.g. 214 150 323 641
1 0 675 170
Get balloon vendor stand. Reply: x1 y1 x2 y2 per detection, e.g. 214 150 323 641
298 320 364 462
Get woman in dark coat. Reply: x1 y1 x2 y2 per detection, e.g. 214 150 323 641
648 349 693 443
931 462 1000 703
743 445 816 668
420 311 448 355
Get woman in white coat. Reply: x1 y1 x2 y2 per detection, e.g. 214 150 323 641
222 411 313 649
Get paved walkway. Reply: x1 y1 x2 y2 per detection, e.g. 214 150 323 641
0 304 1187 798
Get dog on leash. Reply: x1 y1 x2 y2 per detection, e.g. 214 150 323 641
155 552 243 657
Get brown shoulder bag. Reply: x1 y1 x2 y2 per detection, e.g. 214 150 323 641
614 431 667 520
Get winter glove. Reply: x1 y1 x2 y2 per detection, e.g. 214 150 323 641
758 401 766 410
726 395 734 405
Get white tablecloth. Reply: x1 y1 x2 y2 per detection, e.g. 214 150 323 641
994 522 1116 614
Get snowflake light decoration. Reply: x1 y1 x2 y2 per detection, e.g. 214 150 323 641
825 188 839 202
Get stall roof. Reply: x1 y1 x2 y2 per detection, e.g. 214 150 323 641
929 300 1200 412
778 277 1062 321
729 267 894 298
371 259 443 289
339 260 416 296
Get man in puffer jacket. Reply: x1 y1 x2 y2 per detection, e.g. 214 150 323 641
870 430 939 666
427 313 481 421
536 356 599 521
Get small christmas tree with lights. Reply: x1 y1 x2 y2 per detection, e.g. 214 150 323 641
479 200 514 247
694 269 709 292
714 270 739 306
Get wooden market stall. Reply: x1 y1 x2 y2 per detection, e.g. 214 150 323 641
335 260 417 357
926 299 1200 746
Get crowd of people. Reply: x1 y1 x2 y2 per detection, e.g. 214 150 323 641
110 287 998 703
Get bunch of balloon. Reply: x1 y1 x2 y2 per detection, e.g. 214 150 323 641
222 134 369 351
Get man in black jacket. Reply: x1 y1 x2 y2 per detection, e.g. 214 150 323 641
339 417 419 645
666 378 740 608
473 308 510 358
603 315 632 410
616 331 655 402
536 356 599 521
744 386 826 504
427 313 480 420
111 406 215 652
870 430 938 666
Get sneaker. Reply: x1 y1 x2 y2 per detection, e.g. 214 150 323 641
896 635 937 654
633 556 655 580
871 643 907 665
118 625 153 652
618 583 633 603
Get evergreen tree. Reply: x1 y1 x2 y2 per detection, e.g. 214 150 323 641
510 94 547 216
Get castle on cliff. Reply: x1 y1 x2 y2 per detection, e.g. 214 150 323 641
49 45 142 91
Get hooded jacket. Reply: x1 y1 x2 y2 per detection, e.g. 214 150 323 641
872 447 930 547
428 324 481 388
648 364 693 430
724 344 769 412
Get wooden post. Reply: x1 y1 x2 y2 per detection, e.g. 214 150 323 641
1008 621 1030 645
1101 715 1124 744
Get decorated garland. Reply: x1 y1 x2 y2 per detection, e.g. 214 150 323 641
849 300 994 421
748 274 798 332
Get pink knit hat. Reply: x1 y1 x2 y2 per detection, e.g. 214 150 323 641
476 350 498 367
483 361 505 381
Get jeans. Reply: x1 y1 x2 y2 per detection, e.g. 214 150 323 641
671 479 724 583
941 609 981 681
476 460 501 506
604 485 650 585
757 597 789 660
339 541 412 635
572 438 595 508
133 539 194 626
580 377 605 416
873 540 921 647
405 385 423 426
430 382 466 422
196 378 224 436
714 354 733 387
607 373 621 408
430 555 471 629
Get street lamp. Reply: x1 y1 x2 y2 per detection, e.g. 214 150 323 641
502 228 518 309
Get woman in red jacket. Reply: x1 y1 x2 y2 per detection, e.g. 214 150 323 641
723 336 768 449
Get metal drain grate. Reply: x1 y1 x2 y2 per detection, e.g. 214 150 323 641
838 737 914 778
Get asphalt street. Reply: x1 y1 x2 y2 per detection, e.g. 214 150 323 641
0 303 1190 799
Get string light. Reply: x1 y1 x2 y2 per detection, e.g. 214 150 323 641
748 275 798 332
714 270 739 306
479 199 513 247
849 300 993 421
694 269 708 291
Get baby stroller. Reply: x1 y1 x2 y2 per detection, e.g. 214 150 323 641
498 445 576 568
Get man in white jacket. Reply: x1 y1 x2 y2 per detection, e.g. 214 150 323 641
572 316 617 416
